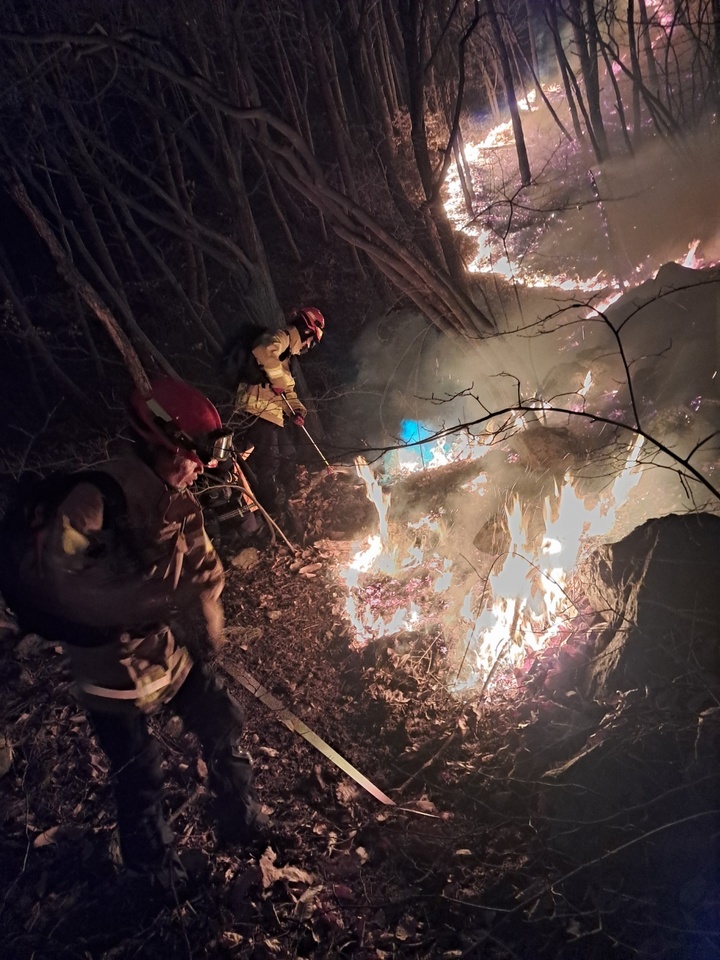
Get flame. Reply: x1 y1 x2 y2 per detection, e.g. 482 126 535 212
336 435 646 693
338 71 706 687
478 119 514 150
355 457 390 544
442 75 717 294
392 425 493 477
682 239 701 268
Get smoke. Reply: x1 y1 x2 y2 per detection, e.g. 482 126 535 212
597 128 720 271
459 114 720 289
343 261 719 541
340 112 720 539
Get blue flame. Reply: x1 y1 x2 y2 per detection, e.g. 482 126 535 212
398 419 436 468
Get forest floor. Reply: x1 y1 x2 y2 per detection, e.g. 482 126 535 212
1 466 719 960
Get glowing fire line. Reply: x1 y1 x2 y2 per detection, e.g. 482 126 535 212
442 87 716 293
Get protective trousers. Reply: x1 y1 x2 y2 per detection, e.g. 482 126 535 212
88 662 258 870
242 417 297 513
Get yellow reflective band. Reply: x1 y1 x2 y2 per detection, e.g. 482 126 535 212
220 661 395 806
61 516 90 556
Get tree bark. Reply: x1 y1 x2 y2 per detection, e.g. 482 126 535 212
485 0 532 185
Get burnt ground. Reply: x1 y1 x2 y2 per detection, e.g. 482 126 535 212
1 474 719 960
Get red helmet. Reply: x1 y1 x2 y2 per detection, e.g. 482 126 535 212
291 307 325 347
129 377 233 466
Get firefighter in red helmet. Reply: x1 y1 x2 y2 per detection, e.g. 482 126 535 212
25 376 267 890
234 307 326 517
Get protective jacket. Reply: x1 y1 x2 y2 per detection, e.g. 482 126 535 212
27 447 224 714
235 326 307 427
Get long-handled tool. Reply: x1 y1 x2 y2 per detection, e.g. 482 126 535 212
220 660 394 805
220 659 448 818
279 393 334 473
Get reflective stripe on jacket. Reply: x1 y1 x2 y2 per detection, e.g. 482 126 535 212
235 326 307 427
67 628 193 714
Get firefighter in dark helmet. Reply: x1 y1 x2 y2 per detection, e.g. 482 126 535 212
234 307 325 515
21 377 267 888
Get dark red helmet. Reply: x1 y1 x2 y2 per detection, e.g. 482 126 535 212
129 377 233 466
291 307 325 347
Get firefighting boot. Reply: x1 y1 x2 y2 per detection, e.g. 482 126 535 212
209 748 270 847
117 803 174 872
117 807 190 903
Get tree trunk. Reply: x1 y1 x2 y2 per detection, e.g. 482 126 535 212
8 176 152 392
486 0 532 185
627 0 643 137
304 2 357 198
569 0 609 159
397 0 473 286
637 0 659 95
546 0 586 143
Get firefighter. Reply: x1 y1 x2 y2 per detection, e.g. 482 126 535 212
234 307 325 516
29 377 267 888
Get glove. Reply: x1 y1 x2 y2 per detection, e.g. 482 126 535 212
293 414 305 427
271 385 285 396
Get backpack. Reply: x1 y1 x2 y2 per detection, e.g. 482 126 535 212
222 322 272 387
0 470 127 638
